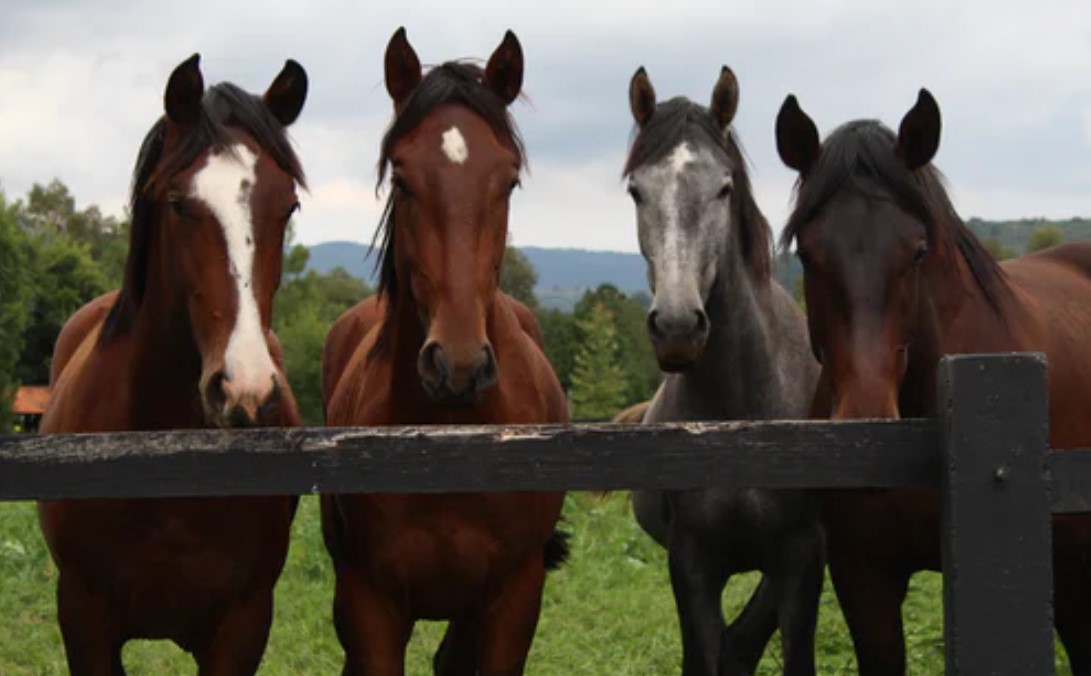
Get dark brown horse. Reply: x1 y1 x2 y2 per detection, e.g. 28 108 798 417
38 54 308 674
776 89 1091 674
321 28 568 676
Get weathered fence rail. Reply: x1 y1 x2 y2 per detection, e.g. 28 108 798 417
0 353 1088 675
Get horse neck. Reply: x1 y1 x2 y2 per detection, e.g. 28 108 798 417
123 241 205 426
684 209 782 412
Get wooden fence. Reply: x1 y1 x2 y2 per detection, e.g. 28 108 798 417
2 353 1089 675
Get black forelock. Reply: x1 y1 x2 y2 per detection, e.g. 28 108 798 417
780 119 1009 312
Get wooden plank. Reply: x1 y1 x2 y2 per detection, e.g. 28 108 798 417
939 353 1054 676
1047 449 1091 514
0 419 939 500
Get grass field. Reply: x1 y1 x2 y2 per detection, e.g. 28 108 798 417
0 493 1073 674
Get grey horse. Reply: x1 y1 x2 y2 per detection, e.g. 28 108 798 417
623 66 824 676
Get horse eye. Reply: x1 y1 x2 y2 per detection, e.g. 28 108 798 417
912 243 928 266
627 184 643 206
716 178 734 200
168 193 189 218
508 178 522 196
285 201 301 221
392 174 412 197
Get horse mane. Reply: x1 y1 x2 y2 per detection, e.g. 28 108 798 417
370 61 526 357
623 97 772 281
779 120 1009 312
99 82 306 344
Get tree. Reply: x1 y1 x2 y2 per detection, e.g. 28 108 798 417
12 179 128 287
1026 225 1064 254
568 302 628 420
536 308 578 390
500 246 538 310
273 259 372 425
574 284 659 405
16 231 111 385
982 236 1017 261
0 192 34 428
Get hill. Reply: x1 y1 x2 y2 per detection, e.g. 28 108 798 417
306 218 1091 310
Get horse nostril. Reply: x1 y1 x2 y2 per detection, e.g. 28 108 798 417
257 375 282 421
695 309 709 334
476 345 499 389
646 310 662 338
418 342 448 387
205 370 227 408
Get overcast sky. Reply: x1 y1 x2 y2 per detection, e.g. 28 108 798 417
2 0 1090 252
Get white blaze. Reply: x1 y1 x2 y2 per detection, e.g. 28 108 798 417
190 144 277 394
441 126 469 164
661 142 695 286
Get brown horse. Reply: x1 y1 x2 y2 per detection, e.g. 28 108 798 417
321 28 568 676
776 89 1091 674
38 54 308 674
612 400 651 424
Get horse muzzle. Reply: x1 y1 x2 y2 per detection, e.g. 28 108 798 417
647 306 710 371
202 370 282 427
417 341 499 407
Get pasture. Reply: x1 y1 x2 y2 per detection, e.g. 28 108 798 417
0 492 1073 674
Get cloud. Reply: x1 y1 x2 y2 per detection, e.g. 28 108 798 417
1 0 1089 252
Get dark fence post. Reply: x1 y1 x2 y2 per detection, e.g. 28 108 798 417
940 353 1054 675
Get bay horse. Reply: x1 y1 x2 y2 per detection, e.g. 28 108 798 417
321 28 568 676
38 54 308 674
776 89 1091 674
624 68 823 675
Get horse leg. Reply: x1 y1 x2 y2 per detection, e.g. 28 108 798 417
828 549 909 676
194 590 274 676
433 618 479 676
774 535 825 676
476 560 546 676
668 530 730 676
334 569 412 676
718 576 779 676
56 574 126 676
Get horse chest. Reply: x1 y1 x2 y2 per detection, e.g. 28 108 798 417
42 497 291 633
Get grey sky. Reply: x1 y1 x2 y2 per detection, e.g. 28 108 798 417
1 0 1089 252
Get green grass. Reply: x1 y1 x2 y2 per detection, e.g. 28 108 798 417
0 494 1073 674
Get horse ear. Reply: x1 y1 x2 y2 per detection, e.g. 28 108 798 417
897 88 941 171
709 66 739 131
776 94 821 175
629 67 656 127
484 30 524 106
384 27 422 108
264 59 308 126
164 53 204 127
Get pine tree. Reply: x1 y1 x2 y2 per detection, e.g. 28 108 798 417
569 302 628 420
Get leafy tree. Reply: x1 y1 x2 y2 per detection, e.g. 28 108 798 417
273 251 372 425
0 192 33 428
983 236 1018 261
16 232 110 385
500 246 538 310
569 302 628 420
574 284 658 405
1026 225 1064 254
12 179 128 287
536 308 578 390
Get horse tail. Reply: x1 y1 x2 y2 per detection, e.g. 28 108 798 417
544 528 571 571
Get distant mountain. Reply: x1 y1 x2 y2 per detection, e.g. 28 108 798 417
305 217 1091 311
305 242 650 310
